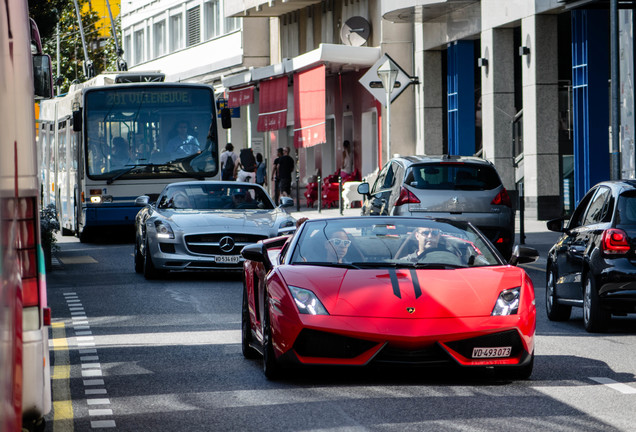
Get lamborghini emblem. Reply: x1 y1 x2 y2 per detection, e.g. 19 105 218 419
406 307 415 314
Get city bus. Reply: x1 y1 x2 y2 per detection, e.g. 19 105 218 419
37 74 221 241
1 1 53 431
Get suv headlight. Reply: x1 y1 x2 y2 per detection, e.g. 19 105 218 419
492 287 520 316
154 220 175 239
289 286 328 315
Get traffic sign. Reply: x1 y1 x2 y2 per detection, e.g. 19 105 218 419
359 54 415 107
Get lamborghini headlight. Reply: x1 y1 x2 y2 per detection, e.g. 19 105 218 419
154 220 175 239
492 287 520 316
289 286 329 315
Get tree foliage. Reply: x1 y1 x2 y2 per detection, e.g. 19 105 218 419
30 0 120 93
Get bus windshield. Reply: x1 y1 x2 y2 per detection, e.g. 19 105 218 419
84 85 218 181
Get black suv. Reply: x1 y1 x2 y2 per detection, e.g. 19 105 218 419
546 180 636 332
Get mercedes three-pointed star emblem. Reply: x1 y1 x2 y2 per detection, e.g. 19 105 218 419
219 236 235 253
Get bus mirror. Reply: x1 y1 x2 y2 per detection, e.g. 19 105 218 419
220 107 232 129
72 109 82 132
33 54 53 100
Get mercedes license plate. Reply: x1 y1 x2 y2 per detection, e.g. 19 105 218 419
472 347 512 358
215 255 240 264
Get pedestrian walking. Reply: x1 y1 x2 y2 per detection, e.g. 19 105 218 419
272 147 283 203
255 153 266 186
278 146 295 198
220 143 238 180
235 147 257 183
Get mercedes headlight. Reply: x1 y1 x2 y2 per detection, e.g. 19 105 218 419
492 287 520 316
289 286 328 315
278 219 296 235
154 220 175 239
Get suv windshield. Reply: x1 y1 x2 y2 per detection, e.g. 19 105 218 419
404 163 502 191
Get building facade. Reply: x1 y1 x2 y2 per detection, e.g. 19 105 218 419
122 0 636 220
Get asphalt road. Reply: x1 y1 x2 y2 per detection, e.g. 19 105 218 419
42 213 636 431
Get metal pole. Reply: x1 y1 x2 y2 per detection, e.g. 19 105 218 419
386 92 391 162
56 14 60 95
610 0 621 180
317 175 322 214
519 181 525 245
296 172 300 212
72 0 94 78
338 176 343 215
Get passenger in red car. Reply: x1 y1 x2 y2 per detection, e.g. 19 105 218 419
325 230 351 263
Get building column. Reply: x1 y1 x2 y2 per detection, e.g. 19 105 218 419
521 14 561 220
447 41 475 156
414 23 444 155
481 28 516 190
380 20 415 161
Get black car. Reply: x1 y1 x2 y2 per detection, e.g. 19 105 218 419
546 180 636 332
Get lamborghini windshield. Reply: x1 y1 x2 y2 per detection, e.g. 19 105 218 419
290 218 501 267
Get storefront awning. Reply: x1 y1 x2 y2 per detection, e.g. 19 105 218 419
227 85 255 108
257 76 288 132
293 65 326 149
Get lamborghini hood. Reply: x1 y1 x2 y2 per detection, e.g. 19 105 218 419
281 266 524 319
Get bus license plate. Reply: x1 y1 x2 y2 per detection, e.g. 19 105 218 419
472 347 512 358
215 255 240 264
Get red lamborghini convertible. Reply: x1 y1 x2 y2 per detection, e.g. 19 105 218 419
241 217 538 380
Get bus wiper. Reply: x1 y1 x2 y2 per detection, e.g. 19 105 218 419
106 163 156 184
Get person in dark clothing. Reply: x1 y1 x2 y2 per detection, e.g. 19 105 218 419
271 148 283 203
277 147 295 198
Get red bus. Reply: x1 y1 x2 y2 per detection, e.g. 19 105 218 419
1 1 53 431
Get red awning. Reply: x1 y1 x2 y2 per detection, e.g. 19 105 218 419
227 85 255 108
257 76 288 132
293 65 326 148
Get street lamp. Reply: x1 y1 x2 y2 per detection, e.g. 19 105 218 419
377 59 399 163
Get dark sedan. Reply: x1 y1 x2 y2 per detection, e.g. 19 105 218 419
546 180 636 332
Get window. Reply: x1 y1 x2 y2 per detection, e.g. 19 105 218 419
134 29 144 64
123 34 131 65
225 15 240 33
186 6 201 47
583 187 611 226
170 14 183 52
153 20 166 57
204 0 220 39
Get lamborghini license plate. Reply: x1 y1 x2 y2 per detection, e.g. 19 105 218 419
472 347 512 358
215 255 240 264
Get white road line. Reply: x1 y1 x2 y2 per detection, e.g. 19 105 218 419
71 311 87 316
74 322 90 326
589 377 636 394
79 349 97 354
85 389 107 395
87 398 110 405
63 292 77 296
77 342 95 347
74 326 91 330
81 363 101 369
67 300 81 303
88 409 113 416
82 369 103 377
81 356 99 362
84 379 105 386
75 331 93 336
90 420 116 428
